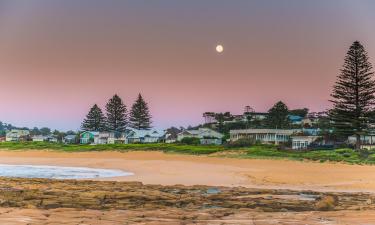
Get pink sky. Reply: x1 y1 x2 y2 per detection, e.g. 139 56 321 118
1 1 375 130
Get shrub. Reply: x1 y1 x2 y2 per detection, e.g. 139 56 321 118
180 137 200 145
225 138 255 148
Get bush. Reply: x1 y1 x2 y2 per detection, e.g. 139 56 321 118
225 138 255 148
180 137 200 145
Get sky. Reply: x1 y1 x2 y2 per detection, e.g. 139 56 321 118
1 0 375 131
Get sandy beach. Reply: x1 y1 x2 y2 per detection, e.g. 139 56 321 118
1 150 375 224
0 150 375 192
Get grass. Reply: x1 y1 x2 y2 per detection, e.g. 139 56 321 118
0 142 224 155
0 142 375 165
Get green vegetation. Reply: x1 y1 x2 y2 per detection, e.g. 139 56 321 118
1 142 375 165
0 142 223 155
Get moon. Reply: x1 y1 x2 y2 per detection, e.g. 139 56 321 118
216 44 224 53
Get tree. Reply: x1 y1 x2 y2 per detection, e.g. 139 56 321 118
81 104 106 131
105 94 127 132
129 94 152 129
40 127 51 136
265 101 290 129
329 41 375 150
31 127 41 136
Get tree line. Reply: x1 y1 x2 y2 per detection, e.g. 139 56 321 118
81 93 152 132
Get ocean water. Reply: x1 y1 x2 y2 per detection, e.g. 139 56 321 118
0 164 133 179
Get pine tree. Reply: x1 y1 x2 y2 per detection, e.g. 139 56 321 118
265 101 290 129
330 41 375 150
81 104 106 131
105 94 127 132
129 94 152 130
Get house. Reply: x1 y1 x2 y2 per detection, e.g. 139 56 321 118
0 137 5 142
164 127 181 143
32 135 47 142
46 135 58 143
177 128 224 145
291 135 321 150
80 131 127 145
348 135 375 150
230 129 299 144
80 131 99 144
5 129 30 142
126 129 163 143
63 135 77 144
32 135 59 142
96 132 126 144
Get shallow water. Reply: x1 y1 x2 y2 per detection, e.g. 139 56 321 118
0 164 133 179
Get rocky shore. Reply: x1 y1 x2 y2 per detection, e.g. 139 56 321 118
0 178 374 224
0 177 374 212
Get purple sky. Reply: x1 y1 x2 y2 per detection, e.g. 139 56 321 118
1 0 375 131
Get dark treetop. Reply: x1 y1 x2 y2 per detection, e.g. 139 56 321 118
265 101 290 129
105 94 128 132
129 94 152 130
81 104 106 131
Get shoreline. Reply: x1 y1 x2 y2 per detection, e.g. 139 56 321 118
0 150 375 193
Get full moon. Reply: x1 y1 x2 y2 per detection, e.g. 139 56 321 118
216 44 224 53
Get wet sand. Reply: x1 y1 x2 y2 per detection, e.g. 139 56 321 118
0 150 374 192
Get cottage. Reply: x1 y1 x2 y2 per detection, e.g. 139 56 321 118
32 135 47 142
5 129 30 142
80 131 99 144
177 128 224 145
164 127 181 143
126 129 163 144
291 136 320 150
348 135 375 150
63 135 77 144
46 135 58 143
230 129 299 144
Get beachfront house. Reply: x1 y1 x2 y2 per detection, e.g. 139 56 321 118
164 127 181 143
5 129 30 142
80 131 99 144
125 128 163 144
229 129 299 144
291 135 321 150
63 135 77 144
80 131 127 144
32 135 47 142
32 135 58 142
348 135 375 150
177 128 224 145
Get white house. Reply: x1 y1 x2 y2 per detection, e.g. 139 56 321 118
63 135 77 144
32 135 47 142
6 129 30 142
32 135 59 142
229 129 299 144
348 135 375 150
177 128 224 145
125 129 163 144
291 136 320 150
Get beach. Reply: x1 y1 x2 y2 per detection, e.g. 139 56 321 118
0 150 375 192
1 150 375 224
